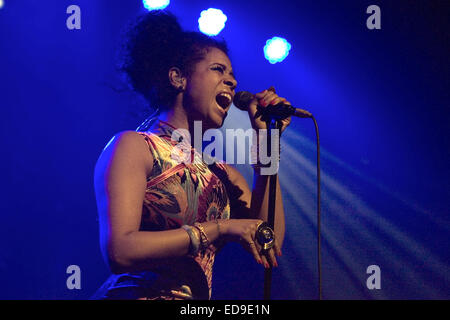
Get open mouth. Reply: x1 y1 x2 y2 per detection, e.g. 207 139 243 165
215 92 232 110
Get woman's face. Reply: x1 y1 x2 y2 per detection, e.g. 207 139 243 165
183 47 237 129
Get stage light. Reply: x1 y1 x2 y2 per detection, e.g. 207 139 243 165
198 8 227 36
264 37 292 64
0 0 4 9
142 0 170 11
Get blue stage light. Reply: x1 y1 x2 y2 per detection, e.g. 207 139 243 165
264 37 292 64
142 0 170 11
198 8 227 36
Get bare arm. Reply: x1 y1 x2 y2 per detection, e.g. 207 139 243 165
94 131 223 273
95 131 270 274
250 172 286 247
222 164 284 269
232 86 292 252
225 165 285 247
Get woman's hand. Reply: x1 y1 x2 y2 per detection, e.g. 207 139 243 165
247 87 292 134
221 219 281 269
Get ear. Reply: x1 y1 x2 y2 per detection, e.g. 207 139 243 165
168 67 186 91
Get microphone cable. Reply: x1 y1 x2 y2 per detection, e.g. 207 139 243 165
311 115 322 300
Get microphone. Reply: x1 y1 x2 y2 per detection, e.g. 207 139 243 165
233 91 312 119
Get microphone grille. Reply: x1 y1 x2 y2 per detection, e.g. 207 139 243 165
233 91 254 111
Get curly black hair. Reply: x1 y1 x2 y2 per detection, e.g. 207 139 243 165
118 10 229 110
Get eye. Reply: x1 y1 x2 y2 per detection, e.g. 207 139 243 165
212 65 225 73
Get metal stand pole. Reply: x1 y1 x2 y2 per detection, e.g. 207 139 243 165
263 119 281 300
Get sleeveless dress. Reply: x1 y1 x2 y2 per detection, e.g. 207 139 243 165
92 120 231 300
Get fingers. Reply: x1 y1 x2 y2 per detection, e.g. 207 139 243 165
261 238 282 268
249 240 264 266
254 88 288 107
248 87 293 133
256 92 285 107
260 249 278 269
237 219 265 265
273 238 282 257
255 226 281 269
234 219 282 269
280 116 292 132
241 237 263 266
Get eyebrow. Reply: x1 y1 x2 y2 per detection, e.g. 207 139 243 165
213 63 236 80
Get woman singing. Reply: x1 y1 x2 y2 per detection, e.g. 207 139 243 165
92 10 291 300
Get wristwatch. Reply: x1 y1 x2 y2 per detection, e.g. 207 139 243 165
256 222 275 251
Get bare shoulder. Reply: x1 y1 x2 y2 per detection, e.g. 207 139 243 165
95 130 154 179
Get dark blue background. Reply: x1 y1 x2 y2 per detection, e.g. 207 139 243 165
0 0 448 299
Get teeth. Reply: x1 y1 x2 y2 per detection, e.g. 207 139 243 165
216 92 232 109
218 93 231 103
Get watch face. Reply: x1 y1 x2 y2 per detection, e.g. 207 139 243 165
257 223 274 245
261 228 274 242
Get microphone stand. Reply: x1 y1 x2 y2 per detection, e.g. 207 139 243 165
263 118 282 300
263 115 322 300
258 105 321 300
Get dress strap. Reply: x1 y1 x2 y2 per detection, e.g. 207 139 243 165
136 131 187 188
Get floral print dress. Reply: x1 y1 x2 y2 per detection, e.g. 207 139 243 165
92 120 231 300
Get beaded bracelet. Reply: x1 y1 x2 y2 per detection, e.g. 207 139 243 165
181 225 200 256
